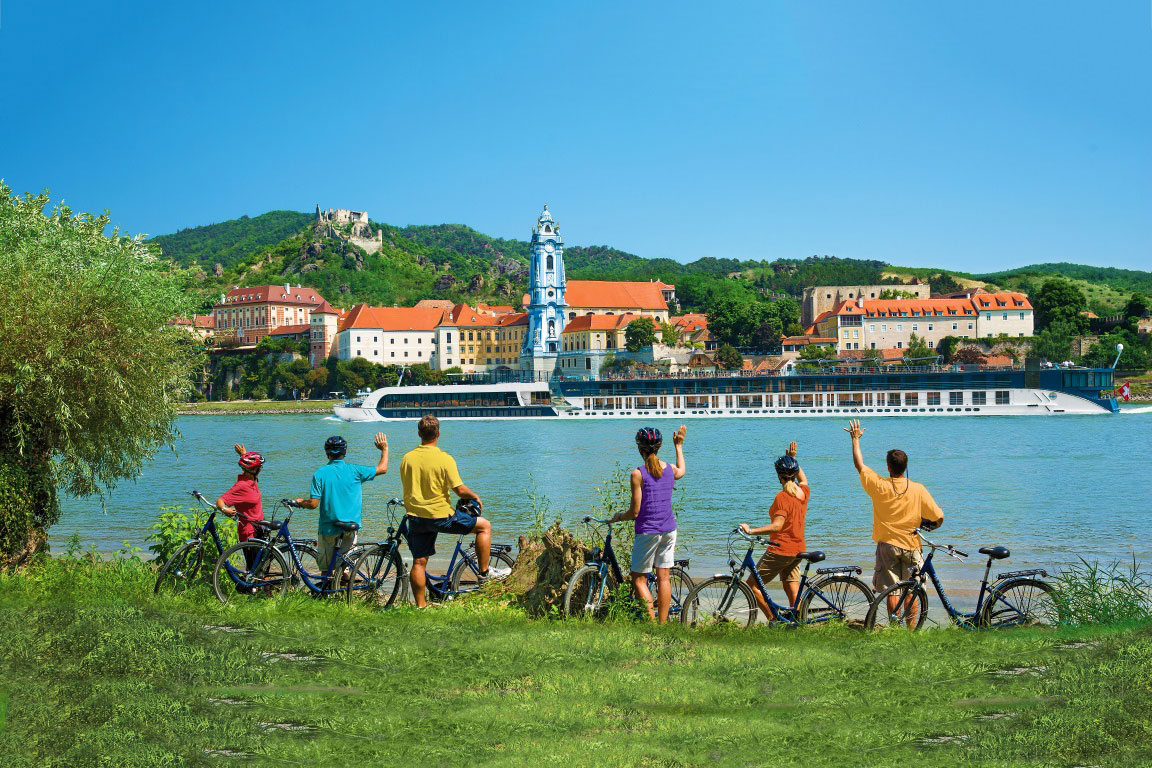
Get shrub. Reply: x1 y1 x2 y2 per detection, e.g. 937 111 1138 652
148 506 237 563
1052 557 1152 625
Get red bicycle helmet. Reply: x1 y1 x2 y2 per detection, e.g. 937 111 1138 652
238 451 265 471
635 427 663 452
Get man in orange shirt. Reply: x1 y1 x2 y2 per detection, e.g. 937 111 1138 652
845 419 943 616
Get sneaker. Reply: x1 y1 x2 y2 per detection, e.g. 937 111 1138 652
479 564 511 583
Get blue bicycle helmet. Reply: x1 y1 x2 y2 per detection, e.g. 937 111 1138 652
635 427 663 452
324 435 347 458
774 454 800 478
456 498 482 517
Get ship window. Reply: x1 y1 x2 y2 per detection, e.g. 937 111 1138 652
972 391 987 405
996 391 1010 405
949 392 963 405
927 393 940 405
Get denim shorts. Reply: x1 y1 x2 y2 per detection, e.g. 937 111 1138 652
406 509 478 560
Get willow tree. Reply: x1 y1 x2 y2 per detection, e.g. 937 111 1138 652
0 185 201 565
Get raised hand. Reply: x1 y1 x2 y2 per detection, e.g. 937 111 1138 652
673 425 687 446
843 419 865 440
234 443 245 456
787 441 797 458
374 432 388 451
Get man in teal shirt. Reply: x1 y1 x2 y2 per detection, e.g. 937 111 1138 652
296 433 389 571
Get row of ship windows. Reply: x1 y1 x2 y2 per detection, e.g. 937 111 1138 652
589 391 1012 410
576 407 990 416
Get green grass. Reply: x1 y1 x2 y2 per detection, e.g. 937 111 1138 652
3 557 1152 766
177 399 338 414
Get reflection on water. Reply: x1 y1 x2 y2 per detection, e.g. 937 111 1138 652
57 410 1152 609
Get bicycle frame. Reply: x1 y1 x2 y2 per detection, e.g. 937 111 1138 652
729 540 837 625
581 518 689 616
909 537 1038 628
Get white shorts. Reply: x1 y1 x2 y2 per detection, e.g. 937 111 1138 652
631 531 677 574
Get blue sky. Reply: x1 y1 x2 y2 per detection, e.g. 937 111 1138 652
1 2 1149 271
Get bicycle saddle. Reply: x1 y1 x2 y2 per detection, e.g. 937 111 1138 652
332 521 361 533
251 520 277 533
797 551 826 563
978 546 1010 560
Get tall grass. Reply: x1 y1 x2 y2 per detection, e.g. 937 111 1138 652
1053 557 1152 625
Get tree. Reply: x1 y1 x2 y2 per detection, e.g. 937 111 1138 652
1030 320 1077 363
796 344 835 368
1033 278 1088 333
879 288 918 300
625 317 658 352
861 347 882 360
905 333 932 360
1123 293 1150 321
660 321 681 346
714 344 744 370
0 185 201 564
937 335 961 363
951 346 985 365
304 366 328 397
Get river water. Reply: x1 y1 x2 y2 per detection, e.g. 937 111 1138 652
56 408 1152 600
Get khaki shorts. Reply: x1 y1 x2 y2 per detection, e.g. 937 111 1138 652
756 551 803 584
873 542 923 591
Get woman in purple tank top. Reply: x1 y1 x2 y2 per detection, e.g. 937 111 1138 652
610 425 687 623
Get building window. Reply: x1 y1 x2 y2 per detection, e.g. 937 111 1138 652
949 392 963 405
952 323 958 330
356 336 360 343
897 324 903 331
1003 312 1008 320
927 323 934 331
373 350 378 356
869 324 875 332
390 351 395 358
972 391 987 405
391 338 395 344
912 324 918 331
896 341 903 349
968 322 974 330
446 333 452 343
996 391 1010 404
928 340 934 348
404 351 408 358
870 342 876 349
1019 312 1025 319
881 324 887 332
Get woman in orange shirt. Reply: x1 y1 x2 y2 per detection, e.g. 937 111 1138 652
739 441 810 621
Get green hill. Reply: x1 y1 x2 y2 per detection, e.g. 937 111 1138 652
159 211 1152 316
150 210 313 268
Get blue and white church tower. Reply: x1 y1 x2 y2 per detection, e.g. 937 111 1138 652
520 205 568 375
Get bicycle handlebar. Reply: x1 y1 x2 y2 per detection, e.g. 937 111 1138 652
387 498 405 506
912 530 968 559
733 527 778 547
582 516 613 526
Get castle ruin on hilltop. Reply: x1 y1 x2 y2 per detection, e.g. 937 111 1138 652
315 204 383 254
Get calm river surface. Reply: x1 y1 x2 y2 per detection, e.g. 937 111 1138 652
57 408 1152 601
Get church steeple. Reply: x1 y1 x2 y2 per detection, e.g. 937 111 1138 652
521 204 568 373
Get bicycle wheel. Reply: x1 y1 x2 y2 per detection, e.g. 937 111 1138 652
282 541 320 587
563 565 617 619
980 578 1060 628
864 581 928 630
797 575 873 627
212 541 290 604
153 540 204 595
646 567 694 620
449 549 517 594
680 576 757 629
346 544 406 608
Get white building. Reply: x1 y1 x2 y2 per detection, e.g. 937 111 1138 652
336 305 445 366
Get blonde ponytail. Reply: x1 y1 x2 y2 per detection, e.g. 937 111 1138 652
782 479 802 499
644 451 664 479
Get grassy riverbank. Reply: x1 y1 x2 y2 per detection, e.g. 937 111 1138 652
3 557 1152 767
177 399 338 415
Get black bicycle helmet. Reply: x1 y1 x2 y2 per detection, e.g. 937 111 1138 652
456 498 482 517
324 435 347 458
774 455 800 478
635 427 663 452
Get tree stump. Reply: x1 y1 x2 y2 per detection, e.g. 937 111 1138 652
502 522 592 617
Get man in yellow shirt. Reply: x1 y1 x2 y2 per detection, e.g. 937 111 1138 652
845 419 943 615
400 414 508 607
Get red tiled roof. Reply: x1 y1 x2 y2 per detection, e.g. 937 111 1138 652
341 304 446 331
311 300 340 315
269 323 311 336
830 298 978 318
477 304 515 314
782 336 836 345
670 313 707 331
561 313 642 333
216 285 327 307
496 312 529 327
972 292 1032 311
415 299 455 310
565 281 668 311
194 315 215 329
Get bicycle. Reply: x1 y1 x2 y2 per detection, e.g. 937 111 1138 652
680 528 872 629
210 499 365 604
153 491 320 595
863 530 1061 630
562 516 694 620
348 499 517 607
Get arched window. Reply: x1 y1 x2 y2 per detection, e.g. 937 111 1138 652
548 319 556 337
547 254 554 271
